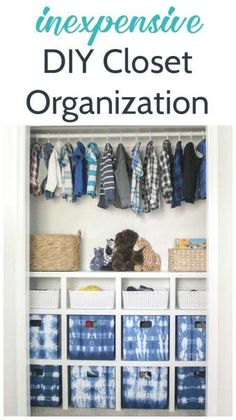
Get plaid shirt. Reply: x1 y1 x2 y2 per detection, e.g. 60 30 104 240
59 143 74 202
142 141 160 213
130 143 143 215
30 143 42 196
171 141 184 208
159 140 173 204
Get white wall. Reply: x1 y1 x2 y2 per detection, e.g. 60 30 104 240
30 187 206 271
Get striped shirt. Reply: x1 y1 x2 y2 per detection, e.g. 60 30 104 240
97 143 115 209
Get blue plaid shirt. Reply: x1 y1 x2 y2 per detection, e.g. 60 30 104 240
130 143 143 215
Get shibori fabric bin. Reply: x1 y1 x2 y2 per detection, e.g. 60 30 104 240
176 367 206 409
30 315 61 359
68 315 115 360
30 365 62 407
122 315 169 361
69 366 115 408
122 367 169 409
176 316 206 361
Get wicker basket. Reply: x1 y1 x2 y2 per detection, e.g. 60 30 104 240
122 290 169 310
177 290 207 309
69 290 115 309
30 290 60 309
168 249 206 272
30 232 81 272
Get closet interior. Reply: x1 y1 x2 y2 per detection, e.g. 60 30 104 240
29 126 207 416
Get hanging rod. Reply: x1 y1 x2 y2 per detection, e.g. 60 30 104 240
31 131 206 139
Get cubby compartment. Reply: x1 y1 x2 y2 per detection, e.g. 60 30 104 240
68 315 115 360
30 365 62 407
67 277 116 309
121 277 170 310
69 366 115 408
122 315 169 361
122 367 169 409
175 367 206 410
29 314 61 360
176 316 206 361
176 277 207 310
30 277 61 309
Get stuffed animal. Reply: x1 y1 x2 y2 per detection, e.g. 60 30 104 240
111 229 143 271
133 237 161 271
101 239 116 271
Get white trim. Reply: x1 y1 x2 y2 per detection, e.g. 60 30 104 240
206 126 219 416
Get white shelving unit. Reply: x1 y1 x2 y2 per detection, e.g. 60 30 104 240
30 271 207 416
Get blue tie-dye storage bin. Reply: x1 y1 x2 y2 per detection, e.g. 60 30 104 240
30 365 62 407
122 315 169 361
69 366 115 408
176 367 206 409
176 316 206 361
122 367 169 409
68 315 115 360
30 315 61 359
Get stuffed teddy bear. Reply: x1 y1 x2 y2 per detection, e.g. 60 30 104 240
133 237 161 271
111 229 143 271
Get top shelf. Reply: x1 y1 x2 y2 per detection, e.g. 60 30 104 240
30 271 207 278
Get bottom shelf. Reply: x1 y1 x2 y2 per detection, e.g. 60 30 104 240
31 407 206 417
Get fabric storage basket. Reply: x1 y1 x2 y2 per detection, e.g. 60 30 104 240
168 249 206 272
176 367 206 409
122 367 169 409
30 290 60 309
69 290 115 309
122 290 169 310
30 231 81 272
30 365 62 407
30 314 61 359
122 315 169 361
68 315 115 360
69 366 115 408
177 290 207 309
176 316 206 361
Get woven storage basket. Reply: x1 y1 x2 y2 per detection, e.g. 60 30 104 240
177 290 207 309
168 249 206 272
122 290 169 310
69 290 115 309
30 232 81 271
30 290 60 309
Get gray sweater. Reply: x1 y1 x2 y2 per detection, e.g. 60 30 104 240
114 144 132 209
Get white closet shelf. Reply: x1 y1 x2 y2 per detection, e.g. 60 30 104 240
175 309 207 316
30 271 207 278
29 359 207 368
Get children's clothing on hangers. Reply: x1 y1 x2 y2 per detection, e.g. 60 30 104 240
114 143 132 209
97 143 116 209
142 140 160 213
86 142 100 199
183 142 203 204
171 141 184 208
130 143 143 215
159 140 173 204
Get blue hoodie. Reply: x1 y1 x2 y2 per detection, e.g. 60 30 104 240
72 141 87 197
